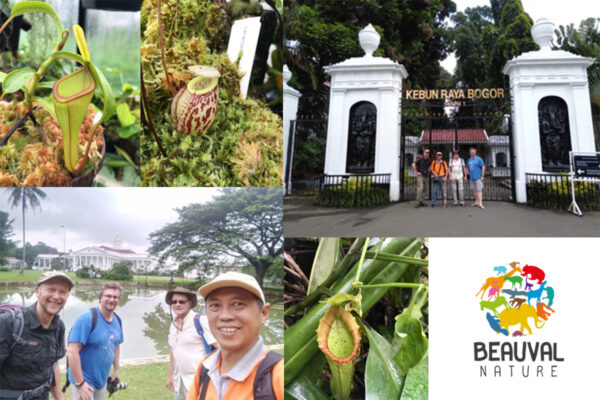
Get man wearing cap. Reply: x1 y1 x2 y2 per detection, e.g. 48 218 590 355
412 149 432 208
430 152 449 208
0 271 73 400
66 282 124 400
187 271 283 400
166 287 216 400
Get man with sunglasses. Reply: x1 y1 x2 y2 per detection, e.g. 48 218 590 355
165 287 216 400
66 283 124 400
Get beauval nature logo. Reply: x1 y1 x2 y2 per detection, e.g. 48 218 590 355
476 262 555 336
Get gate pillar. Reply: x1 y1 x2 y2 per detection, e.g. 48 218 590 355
503 18 596 203
323 24 408 201
283 65 301 195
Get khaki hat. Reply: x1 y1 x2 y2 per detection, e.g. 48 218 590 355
37 271 73 290
165 286 198 308
198 271 265 303
436 152 443 155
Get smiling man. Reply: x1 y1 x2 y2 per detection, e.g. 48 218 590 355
66 282 124 400
0 271 73 400
186 271 283 400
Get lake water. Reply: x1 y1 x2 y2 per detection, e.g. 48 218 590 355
0 286 283 360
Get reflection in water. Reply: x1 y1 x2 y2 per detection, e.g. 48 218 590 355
0 286 283 360
142 303 172 355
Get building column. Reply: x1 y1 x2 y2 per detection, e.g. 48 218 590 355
283 65 302 195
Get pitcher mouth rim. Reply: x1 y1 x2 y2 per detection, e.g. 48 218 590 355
186 75 219 96
52 66 96 103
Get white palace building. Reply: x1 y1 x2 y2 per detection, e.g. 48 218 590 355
34 236 158 272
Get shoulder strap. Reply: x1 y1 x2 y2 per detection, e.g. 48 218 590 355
7 307 26 350
197 364 210 400
90 307 98 333
253 351 283 400
194 313 212 355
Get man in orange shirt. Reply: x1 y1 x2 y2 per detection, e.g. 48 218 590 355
186 272 283 400
430 152 449 207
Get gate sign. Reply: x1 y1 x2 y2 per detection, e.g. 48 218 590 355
572 154 600 178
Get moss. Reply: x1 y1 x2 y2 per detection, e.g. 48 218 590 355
140 0 282 187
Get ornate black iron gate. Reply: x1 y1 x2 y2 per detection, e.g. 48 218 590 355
400 96 516 202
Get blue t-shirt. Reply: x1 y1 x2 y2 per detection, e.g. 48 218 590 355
67 307 124 389
467 156 485 180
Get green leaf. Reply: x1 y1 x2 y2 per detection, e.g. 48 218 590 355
1 68 35 99
36 80 58 90
32 95 57 121
400 356 428 400
122 165 141 186
307 238 340 295
116 124 140 139
116 103 136 127
114 145 137 169
8 1 64 47
392 315 428 374
364 324 405 400
284 375 329 400
0 71 6 83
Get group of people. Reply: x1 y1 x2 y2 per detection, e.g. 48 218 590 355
412 147 486 209
0 270 283 400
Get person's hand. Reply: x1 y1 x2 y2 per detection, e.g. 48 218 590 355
463 176 467 181
111 370 120 381
481 176 485 181
166 374 174 391
417 172 421 176
77 382 93 400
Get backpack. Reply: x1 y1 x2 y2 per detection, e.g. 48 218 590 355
0 304 62 400
61 307 122 393
193 313 214 355
196 350 283 400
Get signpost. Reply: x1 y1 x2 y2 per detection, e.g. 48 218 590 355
568 151 600 216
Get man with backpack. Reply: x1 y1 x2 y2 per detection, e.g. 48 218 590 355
0 271 73 400
66 283 124 400
165 287 216 400
186 271 283 400
429 152 449 208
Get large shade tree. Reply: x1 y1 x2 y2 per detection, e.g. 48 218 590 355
148 188 283 288
6 188 47 273
285 0 457 116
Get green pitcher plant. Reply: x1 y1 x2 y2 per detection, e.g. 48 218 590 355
0 1 115 173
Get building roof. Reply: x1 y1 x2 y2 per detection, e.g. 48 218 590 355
98 245 136 254
419 129 489 144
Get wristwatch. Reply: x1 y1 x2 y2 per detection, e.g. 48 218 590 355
75 380 85 389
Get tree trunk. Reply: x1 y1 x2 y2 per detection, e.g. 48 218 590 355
254 261 268 289
20 196 25 275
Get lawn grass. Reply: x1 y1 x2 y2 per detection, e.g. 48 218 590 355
60 362 172 400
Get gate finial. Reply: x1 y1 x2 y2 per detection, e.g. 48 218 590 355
531 18 555 51
359 24 380 57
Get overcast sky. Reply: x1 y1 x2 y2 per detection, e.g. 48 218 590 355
0 188 222 255
441 0 600 73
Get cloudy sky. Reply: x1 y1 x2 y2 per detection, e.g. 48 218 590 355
0 188 222 254
441 0 599 73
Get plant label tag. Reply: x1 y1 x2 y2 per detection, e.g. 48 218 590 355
226 16 261 100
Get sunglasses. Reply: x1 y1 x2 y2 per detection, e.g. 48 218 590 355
171 300 188 305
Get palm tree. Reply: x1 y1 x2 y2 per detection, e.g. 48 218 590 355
6 188 48 274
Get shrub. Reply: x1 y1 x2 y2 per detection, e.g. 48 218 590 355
314 176 389 208
526 178 600 211
103 262 133 281
75 267 92 279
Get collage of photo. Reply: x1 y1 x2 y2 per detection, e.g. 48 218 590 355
0 0 598 399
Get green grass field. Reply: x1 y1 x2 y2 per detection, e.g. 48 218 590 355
60 362 172 400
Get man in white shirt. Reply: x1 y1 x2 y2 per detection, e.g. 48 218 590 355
449 150 468 206
165 287 216 400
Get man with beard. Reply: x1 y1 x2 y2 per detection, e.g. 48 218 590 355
66 283 124 400
0 271 73 400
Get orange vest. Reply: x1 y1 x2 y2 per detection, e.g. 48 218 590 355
186 350 284 400
430 160 448 177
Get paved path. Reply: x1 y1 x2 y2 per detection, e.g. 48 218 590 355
284 197 600 237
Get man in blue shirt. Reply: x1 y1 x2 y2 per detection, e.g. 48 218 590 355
67 283 124 400
467 147 486 209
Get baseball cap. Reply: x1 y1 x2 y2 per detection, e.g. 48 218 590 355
198 271 265 303
436 152 442 155
37 271 73 290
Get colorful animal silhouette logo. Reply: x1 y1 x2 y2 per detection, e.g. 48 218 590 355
476 262 554 336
